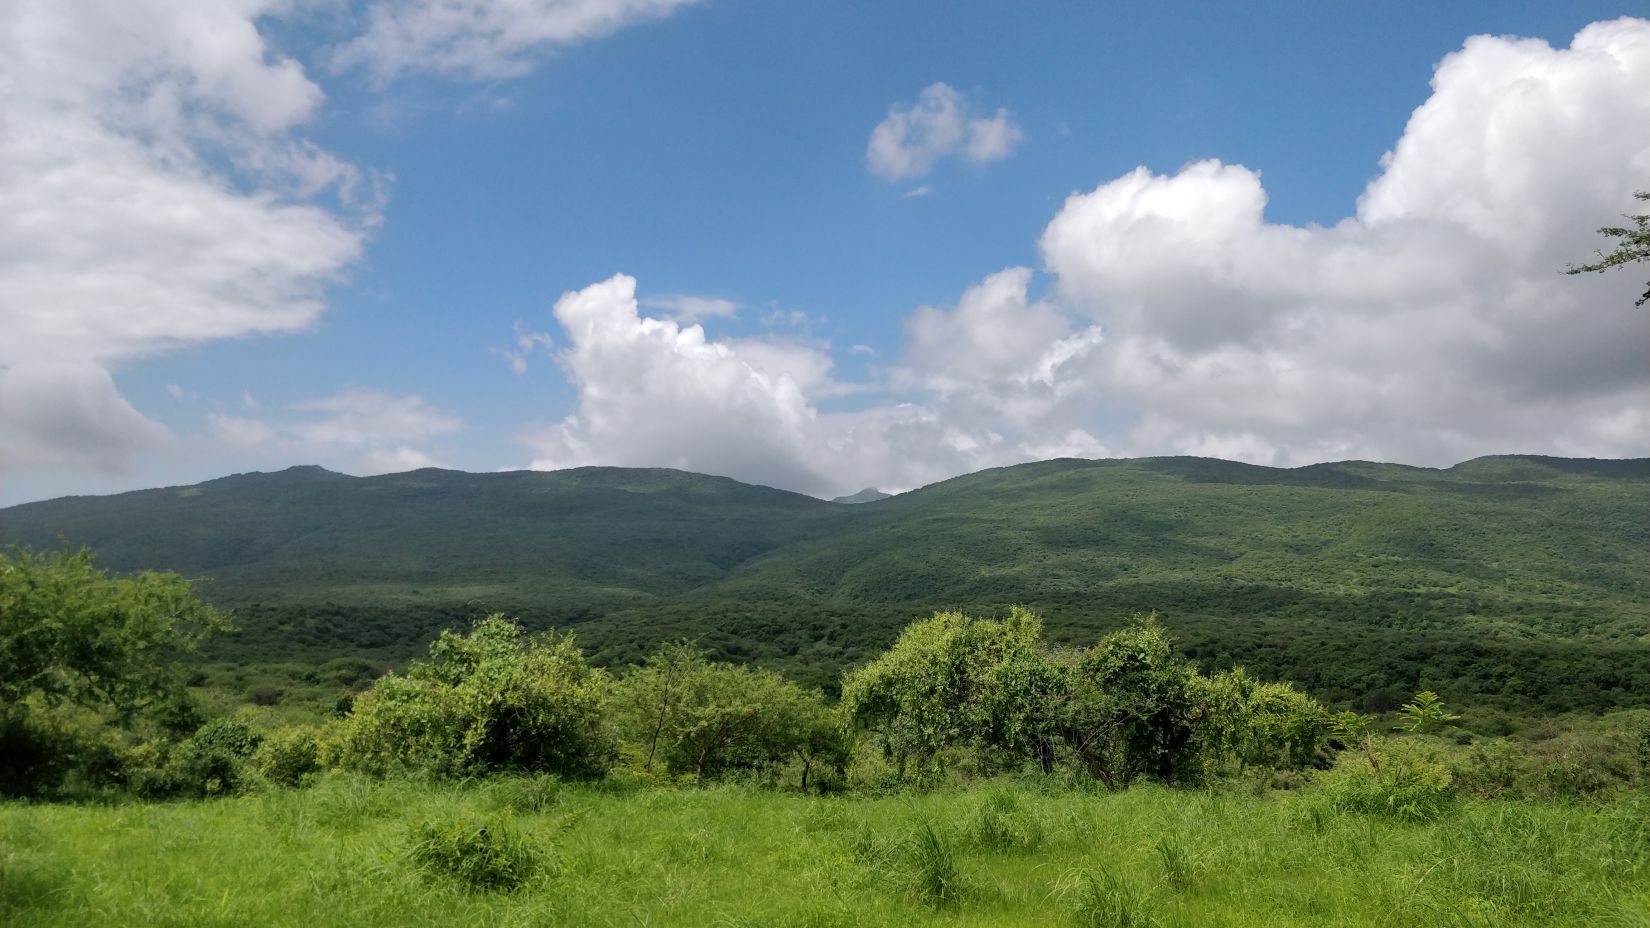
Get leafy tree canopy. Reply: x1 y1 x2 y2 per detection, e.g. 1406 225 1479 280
0 546 228 718
612 640 839 783
1567 190 1650 306
335 615 614 778
840 608 1064 776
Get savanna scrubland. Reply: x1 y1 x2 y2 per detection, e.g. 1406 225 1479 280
3 545 1647 927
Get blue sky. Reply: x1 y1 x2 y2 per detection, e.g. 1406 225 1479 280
2 0 1648 504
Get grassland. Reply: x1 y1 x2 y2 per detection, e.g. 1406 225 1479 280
4 776 1645 928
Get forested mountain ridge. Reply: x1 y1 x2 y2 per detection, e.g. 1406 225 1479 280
2 454 1645 711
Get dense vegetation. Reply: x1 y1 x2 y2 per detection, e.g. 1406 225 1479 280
3 542 1647 926
4 549 1645 805
2 454 1644 713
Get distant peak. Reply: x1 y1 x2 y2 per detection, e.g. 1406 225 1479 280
831 487 891 504
273 464 345 478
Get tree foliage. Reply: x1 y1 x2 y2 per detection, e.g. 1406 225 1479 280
612 641 839 783
335 615 613 778
840 608 1064 777
0 546 229 716
845 609 1330 787
1566 190 1650 306
0 547 229 796
1398 690 1460 734
1059 614 1205 787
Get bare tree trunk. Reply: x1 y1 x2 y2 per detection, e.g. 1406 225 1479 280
644 662 677 773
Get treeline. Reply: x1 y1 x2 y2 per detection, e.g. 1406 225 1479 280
211 593 1650 715
327 610 1328 792
4 548 1647 805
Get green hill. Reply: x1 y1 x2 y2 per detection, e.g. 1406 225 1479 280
2 455 1644 711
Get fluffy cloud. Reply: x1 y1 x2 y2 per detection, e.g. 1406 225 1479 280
210 388 461 473
333 0 701 81
526 19 1648 495
1041 18 1650 466
0 0 369 476
866 83 1023 182
0 363 172 473
523 275 831 491
521 273 1105 495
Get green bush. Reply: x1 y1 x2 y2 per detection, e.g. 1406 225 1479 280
0 708 73 798
190 718 262 758
405 814 541 892
253 727 321 787
0 547 228 798
611 641 843 784
334 616 613 779
1324 740 1453 823
125 717 266 798
1449 739 1528 798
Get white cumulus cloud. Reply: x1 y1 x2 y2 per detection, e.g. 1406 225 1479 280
519 272 1108 495
521 19 1650 495
1040 17 1650 466
867 83 1023 182
639 294 742 323
0 0 370 478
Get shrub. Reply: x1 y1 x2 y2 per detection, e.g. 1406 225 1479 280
190 718 262 758
1449 739 1528 799
406 814 541 892
612 641 845 784
1324 740 1453 823
841 609 1063 780
334 616 613 779
253 727 321 787
0 547 228 797
168 719 263 796
0 707 72 798
1059 615 1202 788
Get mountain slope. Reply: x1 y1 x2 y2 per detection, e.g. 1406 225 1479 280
0 465 852 608
2 455 1644 710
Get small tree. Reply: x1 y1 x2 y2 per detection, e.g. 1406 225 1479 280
1398 690 1459 735
0 547 229 796
839 608 1064 778
1199 667 1328 774
1058 614 1202 788
612 640 706 773
1565 190 1650 307
612 643 834 783
1332 711 1381 774
336 615 614 778
0 547 229 718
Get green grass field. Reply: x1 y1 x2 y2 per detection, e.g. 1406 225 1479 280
4 777 1646 927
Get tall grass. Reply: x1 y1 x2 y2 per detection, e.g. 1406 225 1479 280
2 778 1645 927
